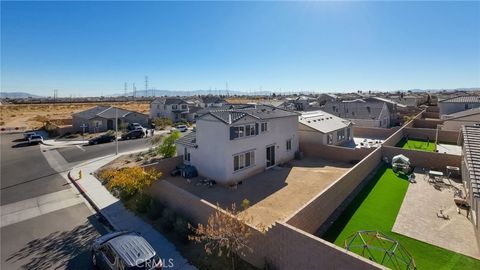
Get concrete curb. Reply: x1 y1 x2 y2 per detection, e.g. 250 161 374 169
66 171 116 231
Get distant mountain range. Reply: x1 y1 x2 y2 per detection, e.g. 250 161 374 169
0 92 43 99
112 89 274 97
2 87 478 99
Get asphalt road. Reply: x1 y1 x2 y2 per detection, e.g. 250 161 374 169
0 133 111 270
57 137 152 163
1 134 69 205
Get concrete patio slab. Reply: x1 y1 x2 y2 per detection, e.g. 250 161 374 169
392 170 480 259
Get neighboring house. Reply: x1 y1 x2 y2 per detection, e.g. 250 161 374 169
199 96 225 108
298 110 353 146
176 104 299 185
460 125 480 230
442 108 480 131
439 96 480 117
317 93 338 106
321 101 390 128
150 97 199 122
259 99 294 110
72 106 149 133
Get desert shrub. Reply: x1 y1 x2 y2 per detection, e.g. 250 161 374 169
98 167 161 198
150 134 164 145
241 198 250 210
147 199 165 220
160 208 176 232
153 117 172 130
44 122 58 136
135 193 152 214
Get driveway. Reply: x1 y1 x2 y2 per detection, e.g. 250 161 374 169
167 157 352 228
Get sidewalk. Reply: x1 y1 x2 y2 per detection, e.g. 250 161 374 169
68 152 195 270
42 139 88 146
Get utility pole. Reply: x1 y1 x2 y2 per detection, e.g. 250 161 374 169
115 108 119 155
133 83 136 101
145 76 149 96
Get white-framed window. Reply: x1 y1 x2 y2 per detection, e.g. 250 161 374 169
181 104 187 109
245 124 255 136
327 133 333 144
337 129 345 141
286 139 292 151
232 124 255 139
157 104 160 109
172 105 178 110
233 150 255 172
260 122 268 133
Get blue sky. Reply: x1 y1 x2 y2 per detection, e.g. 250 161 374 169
1 1 479 96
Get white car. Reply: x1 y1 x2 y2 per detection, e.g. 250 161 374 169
175 125 188 132
28 135 43 144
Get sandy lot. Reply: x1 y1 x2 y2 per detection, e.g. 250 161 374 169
167 157 352 228
0 102 150 129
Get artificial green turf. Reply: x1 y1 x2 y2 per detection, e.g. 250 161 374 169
397 138 436 152
323 166 480 269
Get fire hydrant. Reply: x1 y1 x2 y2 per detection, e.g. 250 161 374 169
78 170 82 180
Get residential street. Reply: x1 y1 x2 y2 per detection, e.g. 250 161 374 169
0 133 153 269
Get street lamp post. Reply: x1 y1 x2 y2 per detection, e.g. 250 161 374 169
115 108 119 155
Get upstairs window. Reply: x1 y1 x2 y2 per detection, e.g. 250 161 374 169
286 139 292 151
181 104 187 109
231 124 256 139
260 123 268 133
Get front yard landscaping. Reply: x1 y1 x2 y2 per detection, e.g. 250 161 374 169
323 166 480 269
396 138 436 152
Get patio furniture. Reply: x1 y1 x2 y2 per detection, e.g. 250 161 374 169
436 208 449 220
428 170 443 182
392 154 412 175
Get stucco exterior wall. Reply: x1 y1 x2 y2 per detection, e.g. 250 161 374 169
178 115 298 185
298 124 353 146
439 102 480 117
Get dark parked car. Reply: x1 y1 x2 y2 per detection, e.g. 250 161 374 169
92 231 162 269
88 134 116 145
121 129 145 140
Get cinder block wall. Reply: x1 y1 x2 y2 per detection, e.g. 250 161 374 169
353 126 400 139
285 148 383 233
142 156 183 178
382 146 461 172
299 143 374 163
404 127 460 144
244 222 384 270
412 119 444 129
148 179 383 269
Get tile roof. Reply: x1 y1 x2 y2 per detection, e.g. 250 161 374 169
198 104 298 124
176 131 197 147
73 106 140 120
151 97 188 105
320 101 386 120
463 125 480 198
439 96 480 103
201 96 225 104
299 110 352 134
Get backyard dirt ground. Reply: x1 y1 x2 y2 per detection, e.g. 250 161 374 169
166 157 352 229
0 102 150 129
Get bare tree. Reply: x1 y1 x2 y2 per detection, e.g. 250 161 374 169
189 203 253 270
